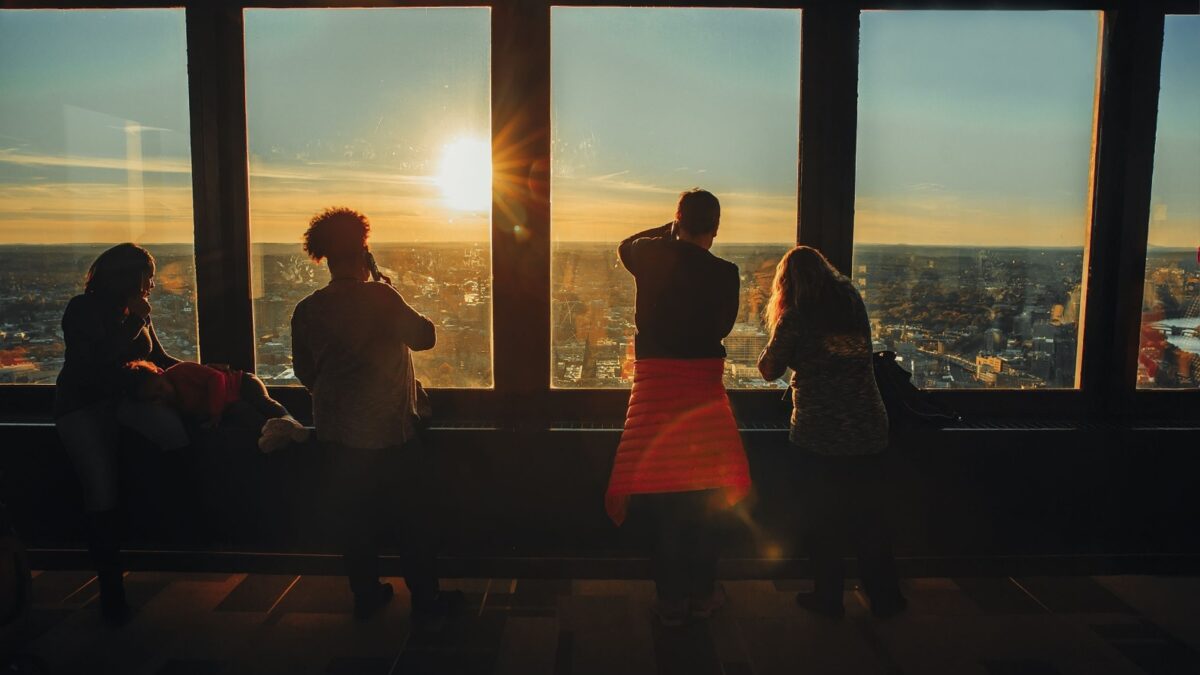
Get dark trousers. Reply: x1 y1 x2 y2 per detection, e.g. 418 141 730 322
322 438 440 609
225 374 290 432
640 490 721 604
793 450 903 609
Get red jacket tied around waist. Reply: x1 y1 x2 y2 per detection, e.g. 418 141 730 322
164 362 243 421
605 358 751 525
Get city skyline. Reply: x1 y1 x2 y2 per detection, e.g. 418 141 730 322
3 241 1195 389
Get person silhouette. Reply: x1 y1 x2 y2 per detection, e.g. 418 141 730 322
604 189 751 627
290 207 461 627
758 245 907 619
53 243 190 623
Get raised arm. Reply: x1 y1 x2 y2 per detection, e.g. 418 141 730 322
382 285 436 352
617 222 674 274
758 311 798 382
61 297 144 368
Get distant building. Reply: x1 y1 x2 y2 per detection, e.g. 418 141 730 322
723 322 769 367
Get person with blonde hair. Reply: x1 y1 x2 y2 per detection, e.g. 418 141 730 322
758 245 906 619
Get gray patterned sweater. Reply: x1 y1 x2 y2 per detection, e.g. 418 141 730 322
757 284 889 454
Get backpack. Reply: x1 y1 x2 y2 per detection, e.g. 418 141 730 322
872 351 962 432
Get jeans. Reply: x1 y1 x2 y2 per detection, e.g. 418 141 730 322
56 398 189 512
791 449 903 609
320 437 440 609
639 490 722 604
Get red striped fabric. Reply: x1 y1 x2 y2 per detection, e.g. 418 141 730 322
604 358 752 525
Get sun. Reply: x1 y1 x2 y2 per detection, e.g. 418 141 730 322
436 137 492 212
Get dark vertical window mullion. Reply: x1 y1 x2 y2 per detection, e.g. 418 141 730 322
185 5 255 372
1078 4 1164 414
491 1 552 426
797 5 860 273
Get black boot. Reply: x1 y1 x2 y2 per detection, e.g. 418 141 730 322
87 510 130 624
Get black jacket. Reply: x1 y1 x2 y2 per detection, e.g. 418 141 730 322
618 224 740 360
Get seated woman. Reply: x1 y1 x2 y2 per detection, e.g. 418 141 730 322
53 243 190 623
121 360 308 453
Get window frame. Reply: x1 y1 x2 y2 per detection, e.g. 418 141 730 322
0 0 1195 426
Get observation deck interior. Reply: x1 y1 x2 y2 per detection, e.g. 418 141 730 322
0 0 1197 673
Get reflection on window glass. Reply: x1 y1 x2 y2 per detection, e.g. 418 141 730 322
245 8 492 388
1139 15 1200 390
852 11 1099 389
551 8 800 389
0 10 197 384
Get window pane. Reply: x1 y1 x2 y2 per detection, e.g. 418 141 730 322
551 8 800 389
1138 15 1200 390
852 11 1099 389
0 10 197 384
245 8 492 388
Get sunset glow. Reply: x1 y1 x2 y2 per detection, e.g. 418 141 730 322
437 137 492 213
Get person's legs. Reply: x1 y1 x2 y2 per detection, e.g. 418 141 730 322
646 492 690 609
684 490 727 618
852 454 906 617
796 452 849 617
387 438 440 610
683 490 719 599
383 436 465 631
86 510 127 620
56 403 127 622
323 444 387 603
239 373 290 420
116 398 189 452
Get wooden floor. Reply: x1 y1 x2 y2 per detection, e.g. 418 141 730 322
13 570 1200 674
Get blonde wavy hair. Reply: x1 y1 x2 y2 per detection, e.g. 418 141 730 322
763 246 852 334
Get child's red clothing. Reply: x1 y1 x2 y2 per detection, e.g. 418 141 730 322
163 362 243 421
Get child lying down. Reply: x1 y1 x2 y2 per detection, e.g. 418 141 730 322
122 360 309 453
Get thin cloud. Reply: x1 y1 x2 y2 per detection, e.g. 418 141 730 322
0 149 192 174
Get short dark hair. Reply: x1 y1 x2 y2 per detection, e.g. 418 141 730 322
302 207 370 263
674 188 721 236
85 243 155 299
120 360 162 400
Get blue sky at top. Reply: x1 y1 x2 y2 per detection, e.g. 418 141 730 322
0 8 1195 247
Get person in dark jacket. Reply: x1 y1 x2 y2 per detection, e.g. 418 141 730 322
53 243 189 623
604 189 751 627
758 245 906 619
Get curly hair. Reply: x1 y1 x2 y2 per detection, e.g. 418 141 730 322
302 207 371 262
85 243 155 300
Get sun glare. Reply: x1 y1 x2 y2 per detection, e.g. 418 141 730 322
436 137 492 212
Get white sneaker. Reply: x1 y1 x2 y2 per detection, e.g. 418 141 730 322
259 416 308 453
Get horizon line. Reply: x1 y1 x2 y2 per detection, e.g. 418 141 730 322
1 241 1195 251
